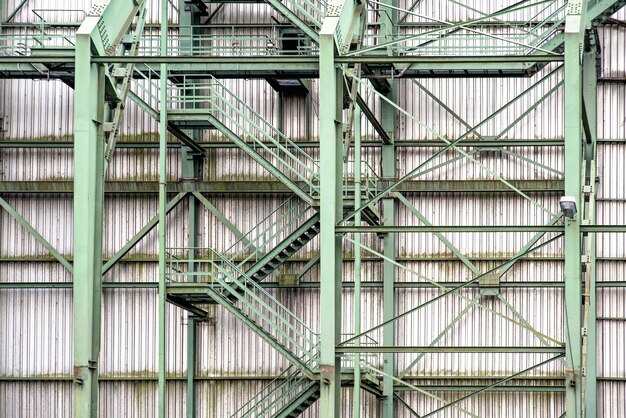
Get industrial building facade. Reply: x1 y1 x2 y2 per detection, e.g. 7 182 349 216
1 0 625 417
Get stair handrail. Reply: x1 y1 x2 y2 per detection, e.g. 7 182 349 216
212 252 319 343
205 75 319 172
230 357 316 418
221 195 300 264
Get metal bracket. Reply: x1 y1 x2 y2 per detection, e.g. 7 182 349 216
479 273 500 296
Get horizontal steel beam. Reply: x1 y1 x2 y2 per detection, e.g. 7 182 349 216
337 225 626 233
0 180 564 194
336 346 565 353
5 280 626 290
0 54 563 65
0 139 567 148
0 54 563 79
395 385 566 392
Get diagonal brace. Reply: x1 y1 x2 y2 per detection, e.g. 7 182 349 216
0 196 73 272
102 192 187 274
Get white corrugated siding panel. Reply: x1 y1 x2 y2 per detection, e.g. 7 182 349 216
396 390 563 418
599 26 626 77
0 288 72 376
397 194 562 258
0 382 73 418
100 381 186 418
597 144 626 199
396 146 563 181
598 381 626 418
0 196 73 257
397 65 564 141
395 0 565 23
598 83 626 140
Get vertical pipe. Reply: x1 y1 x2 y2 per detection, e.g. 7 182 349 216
158 0 169 416
319 31 343 418
352 109 362 418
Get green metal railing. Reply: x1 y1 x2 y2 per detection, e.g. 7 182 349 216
359 0 568 56
141 28 318 56
166 248 320 368
168 75 321 199
344 159 380 203
0 9 85 55
220 196 315 270
279 0 327 29
230 361 317 418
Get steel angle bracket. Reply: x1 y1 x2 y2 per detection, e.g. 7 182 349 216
322 0 365 55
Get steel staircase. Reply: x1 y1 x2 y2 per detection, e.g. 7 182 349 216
230 364 320 418
229 335 383 417
168 248 320 376
168 75 321 205
263 0 326 42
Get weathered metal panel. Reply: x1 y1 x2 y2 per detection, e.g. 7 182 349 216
397 64 565 141
395 390 564 417
598 381 626 418
0 288 72 377
597 144 626 199
0 382 73 418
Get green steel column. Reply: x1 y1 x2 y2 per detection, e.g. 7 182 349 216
564 1 587 417
380 2 397 416
73 24 105 418
186 317 197 418
179 3 202 416
158 0 169 415
352 108 362 418
582 36 598 418
319 32 343 418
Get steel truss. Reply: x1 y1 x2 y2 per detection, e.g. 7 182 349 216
0 0 624 417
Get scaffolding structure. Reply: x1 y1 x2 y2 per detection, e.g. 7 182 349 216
1 0 626 417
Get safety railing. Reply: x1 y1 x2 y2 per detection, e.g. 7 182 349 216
0 26 76 56
344 159 381 204
360 1 567 56
168 75 320 199
141 29 318 56
340 334 380 370
276 0 327 29
166 247 320 367
220 196 315 270
230 360 317 418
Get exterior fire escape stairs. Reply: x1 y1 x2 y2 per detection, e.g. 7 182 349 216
164 75 382 415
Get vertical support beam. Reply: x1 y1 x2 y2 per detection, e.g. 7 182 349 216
178 4 202 416
582 33 598 418
564 1 587 417
73 24 105 418
380 2 397 416
186 317 197 418
319 29 343 418
158 0 169 416
352 108 362 418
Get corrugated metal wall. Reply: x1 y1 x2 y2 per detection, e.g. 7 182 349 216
1 1 625 417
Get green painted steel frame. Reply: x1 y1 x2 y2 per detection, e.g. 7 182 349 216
3 0 623 417
71 1 146 417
